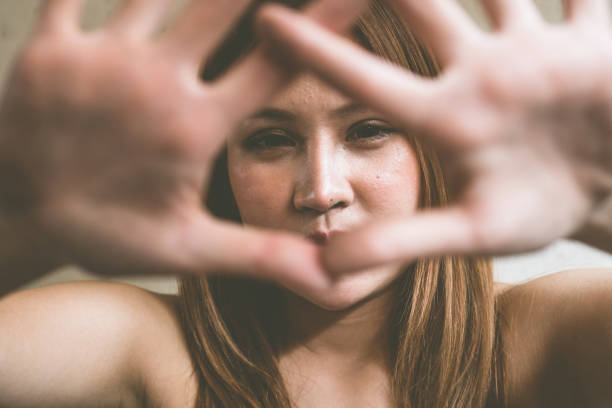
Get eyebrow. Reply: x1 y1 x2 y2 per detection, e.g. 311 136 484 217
331 103 370 118
249 103 371 121
249 108 297 121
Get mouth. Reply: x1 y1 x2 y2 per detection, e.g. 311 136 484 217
307 232 328 245
306 230 342 246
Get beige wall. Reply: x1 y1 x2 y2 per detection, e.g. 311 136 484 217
2 1 610 293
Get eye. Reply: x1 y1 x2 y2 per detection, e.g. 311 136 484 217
346 121 394 144
243 129 296 151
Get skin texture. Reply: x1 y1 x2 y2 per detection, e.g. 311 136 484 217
0 0 369 298
5 271 612 408
257 0 612 274
225 76 418 406
0 1 612 407
227 74 419 310
2 0 610 302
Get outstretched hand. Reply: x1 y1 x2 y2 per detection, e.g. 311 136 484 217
0 0 365 296
258 0 612 273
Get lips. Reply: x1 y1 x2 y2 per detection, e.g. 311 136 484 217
307 232 329 245
306 230 343 245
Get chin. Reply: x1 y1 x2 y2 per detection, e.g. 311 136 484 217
301 264 405 311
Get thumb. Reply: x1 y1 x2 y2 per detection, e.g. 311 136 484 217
184 216 334 295
322 207 477 274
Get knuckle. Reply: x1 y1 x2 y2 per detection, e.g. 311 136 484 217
467 208 512 253
12 39 82 106
468 221 499 253
250 234 284 277
351 225 393 265
17 38 67 80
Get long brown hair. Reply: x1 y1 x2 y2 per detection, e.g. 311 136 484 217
177 1 506 406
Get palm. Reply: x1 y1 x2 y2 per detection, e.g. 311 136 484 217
0 0 363 295
430 23 610 253
258 0 612 271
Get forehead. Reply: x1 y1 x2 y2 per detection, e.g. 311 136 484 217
268 74 352 113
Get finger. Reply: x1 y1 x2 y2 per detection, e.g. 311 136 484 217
321 208 477 273
37 0 84 35
106 0 173 39
183 217 333 296
387 0 481 64
211 0 370 128
255 5 444 135
159 0 252 69
480 0 542 30
564 0 610 25
210 47 295 126
61 206 333 295
303 0 370 31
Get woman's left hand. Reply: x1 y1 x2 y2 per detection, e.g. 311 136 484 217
257 0 612 273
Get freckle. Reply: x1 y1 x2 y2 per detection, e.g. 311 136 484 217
376 175 380 180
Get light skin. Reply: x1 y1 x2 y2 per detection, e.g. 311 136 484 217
226 74 419 403
227 74 419 310
0 0 369 299
1 0 610 305
257 0 612 273
247 2 612 403
2 0 612 407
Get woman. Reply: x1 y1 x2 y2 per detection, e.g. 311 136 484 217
0 1 611 408
182 2 500 407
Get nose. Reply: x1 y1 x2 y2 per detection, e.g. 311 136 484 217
293 136 354 213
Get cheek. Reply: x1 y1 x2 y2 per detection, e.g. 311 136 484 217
354 140 420 217
227 159 294 228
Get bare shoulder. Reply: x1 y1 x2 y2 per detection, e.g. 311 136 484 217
130 288 198 408
498 268 612 332
497 269 612 408
0 281 196 408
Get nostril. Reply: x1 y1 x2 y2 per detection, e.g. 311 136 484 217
294 194 347 213
330 200 347 210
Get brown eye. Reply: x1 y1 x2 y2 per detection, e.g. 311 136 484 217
346 121 393 143
244 130 296 151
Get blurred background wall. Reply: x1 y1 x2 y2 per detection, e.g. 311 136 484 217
1 0 611 294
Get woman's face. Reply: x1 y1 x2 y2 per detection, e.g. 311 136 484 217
227 75 420 310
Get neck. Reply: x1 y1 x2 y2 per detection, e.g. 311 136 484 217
281 285 395 368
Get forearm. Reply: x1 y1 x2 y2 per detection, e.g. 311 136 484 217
571 195 612 254
0 214 64 298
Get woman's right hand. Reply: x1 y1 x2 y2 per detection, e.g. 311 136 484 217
0 0 364 297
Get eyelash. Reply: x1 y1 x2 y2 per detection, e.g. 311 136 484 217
243 121 394 152
346 121 394 143
243 129 296 151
